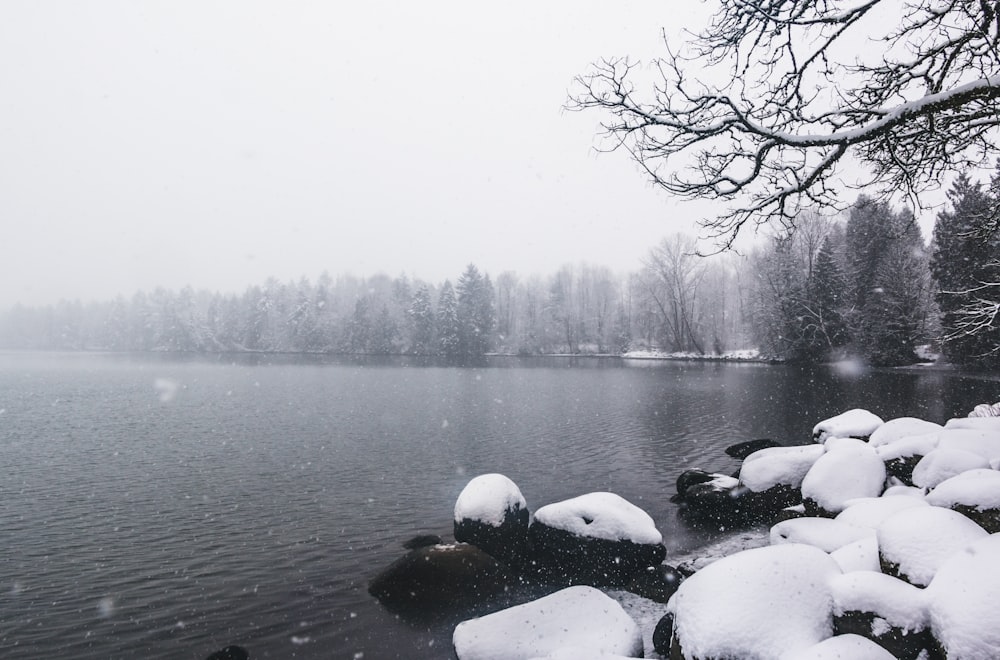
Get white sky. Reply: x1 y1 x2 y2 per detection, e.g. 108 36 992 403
0 1 942 309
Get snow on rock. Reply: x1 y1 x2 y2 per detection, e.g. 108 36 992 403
911 448 991 489
875 433 941 462
822 436 869 452
966 402 1000 418
834 496 928 529
781 633 897 660
532 492 661 545
868 417 943 448
926 468 1000 511
829 536 881 573
453 585 642 660
876 506 989 587
812 409 884 444
882 484 927 497
926 533 1000 659
829 572 929 633
666 544 841 660
454 474 528 526
945 416 1000 430
739 444 826 492
935 428 1000 465
526 649 639 660
801 444 886 515
770 518 874 553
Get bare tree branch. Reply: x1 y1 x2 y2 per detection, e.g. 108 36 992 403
568 0 1000 247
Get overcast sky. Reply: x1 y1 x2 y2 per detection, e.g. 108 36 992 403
0 1 942 310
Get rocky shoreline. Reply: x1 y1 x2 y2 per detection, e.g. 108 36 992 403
367 405 1000 659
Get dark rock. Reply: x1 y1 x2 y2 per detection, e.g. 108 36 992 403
678 482 789 527
368 543 514 616
834 610 938 660
802 497 838 518
724 438 782 459
528 521 666 588
205 647 249 660
675 469 718 499
884 455 923 485
626 564 684 603
652 612 674 657
949 503 1000 534
454 506 530 568
402 534 442 550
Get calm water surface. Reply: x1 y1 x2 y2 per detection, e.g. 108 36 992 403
0 351 996 659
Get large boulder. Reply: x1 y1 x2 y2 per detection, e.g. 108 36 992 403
770 517 874 553
926 533 1000 658
876 507 988 587
868 417 943 448
911 448 990 489
368 543 514 616
876 433 941 484
801 442 886 516
812 409 884 444
453 585 643 660
665 544 841 659
530 492 665 587
782 634 898 660
724 438 782 459
925 468 1000 532
830 571 933 660
454 473 531 566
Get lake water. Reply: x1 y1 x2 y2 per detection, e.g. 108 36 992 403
0 351 996 659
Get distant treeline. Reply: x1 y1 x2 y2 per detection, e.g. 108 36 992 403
3 172 998 366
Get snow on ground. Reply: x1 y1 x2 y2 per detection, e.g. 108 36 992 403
739 444 825 492
927 533 1000 659
876 506 989 587
812 409 884 443
666 544 841 660
621 348 762 361
454 473 528 525
926 468 1000 510
533 492 662 544
801 443 886 513
868 417 943 448
453 586 643 660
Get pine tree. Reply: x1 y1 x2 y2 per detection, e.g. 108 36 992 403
800 236 848 360
407 285 436 355
931 172 1000 364
456 264 495 357
436 281 461 357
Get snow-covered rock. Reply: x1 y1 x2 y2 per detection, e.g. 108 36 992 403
812 409 884 444
780 634 897 660
770 517 874 553
926 533 1000 659
530 492 665 586
926 468 1000 533
526 649 638 660
875 432 941 484
453 585 643 660
935 428 1000 465
533 492 661 545
965 402 1000 418
665 544 841 659
454 474 531 566
829 572 932 660
834 496 928 529
739 444 825 492
829 535 881 573
945 415 1000 429
455 473 528 526
801 444 886 515
876 506 989 587
911 447 991 489
868 417 943 448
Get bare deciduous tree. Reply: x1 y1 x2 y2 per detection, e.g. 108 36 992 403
568 0 1000 247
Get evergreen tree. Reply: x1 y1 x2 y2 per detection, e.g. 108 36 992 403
799 236 848 360
436 281 461 357
407 285 436 355
456 264 495 357
370 304 399 354
346 297 371 353
931 172 1000 364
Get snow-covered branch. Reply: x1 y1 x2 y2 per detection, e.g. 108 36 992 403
568 0 1000 247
